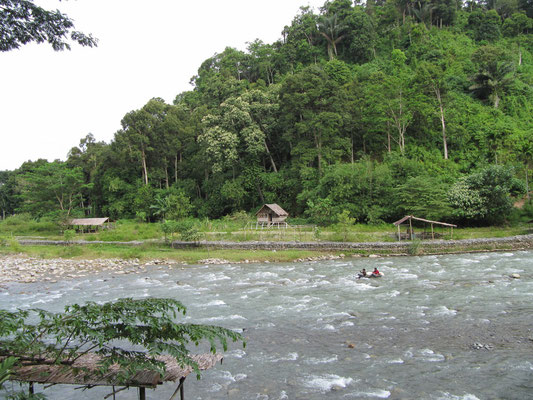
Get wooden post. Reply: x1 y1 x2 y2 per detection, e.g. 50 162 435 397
431 223 434 239
180 377 185 400
397 225 401 241
139 387 146 400
451 226 453 239
409 217 413 240
169 377 186 400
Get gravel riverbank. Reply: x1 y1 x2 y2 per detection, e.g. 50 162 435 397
2 234 532 285
0 254 348 285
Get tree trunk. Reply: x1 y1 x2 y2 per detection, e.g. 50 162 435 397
264 139 278 172
387 121 391 153
257 184 265 203
493 93 500 109
174 154 178 184
351 134 354 163
434 86 448 159
141 147 149 185
526 163 530 201
313 130 322 175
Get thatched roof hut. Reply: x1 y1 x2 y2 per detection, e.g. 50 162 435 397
6 353 222 399
255 204 289 227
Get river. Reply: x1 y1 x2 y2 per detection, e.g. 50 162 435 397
1 251 532 399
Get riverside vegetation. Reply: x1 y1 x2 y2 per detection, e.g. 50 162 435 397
1 0 533 231
3 3 532 399
0 213 532 263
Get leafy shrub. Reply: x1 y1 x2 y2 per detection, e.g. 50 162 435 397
176 220 202 242
63 229 76 243
448 165 518 225
408 239 422 255
3 213 32 226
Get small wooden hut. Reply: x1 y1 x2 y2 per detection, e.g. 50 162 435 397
68 217 111 233
393 215 457 241
6 353 222 400
255 204 289 228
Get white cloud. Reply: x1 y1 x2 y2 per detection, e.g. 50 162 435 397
0 0 324 170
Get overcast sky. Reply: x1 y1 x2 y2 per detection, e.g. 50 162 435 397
1 0 325 171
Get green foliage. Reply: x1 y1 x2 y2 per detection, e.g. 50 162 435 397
17 161 91 218
0 298 244 385
0 0 97 51
174 220 202 242
408 239 422 255
149 188 192 222
0 356 17 389
161 220 180 242
63 229 76 244
448 165 521 224
395 175 452 221
335 210 356 241
2 2 532 229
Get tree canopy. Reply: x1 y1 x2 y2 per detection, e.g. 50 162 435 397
0 0 97 51
2 0 532 226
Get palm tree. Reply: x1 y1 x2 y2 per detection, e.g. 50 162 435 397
469 61 515 108
317 14 347 60
412 2 436 27
150 194 172 221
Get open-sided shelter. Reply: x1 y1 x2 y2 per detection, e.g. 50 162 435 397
68 217 111 233
6 353 222 400
393 215 457 241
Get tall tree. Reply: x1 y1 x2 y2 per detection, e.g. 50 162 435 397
0 0 97 51
470 46 515 108
317 13 347 60
18 161 90 217
280 65 348 176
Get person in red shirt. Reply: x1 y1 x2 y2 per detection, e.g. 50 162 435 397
372 267 380 276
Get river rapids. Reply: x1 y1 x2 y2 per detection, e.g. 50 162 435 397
1 251 532 399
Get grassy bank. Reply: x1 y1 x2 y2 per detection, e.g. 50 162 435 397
1 215 530 243
1 215 531 264
0 243 354 264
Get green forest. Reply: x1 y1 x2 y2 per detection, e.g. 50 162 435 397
1 0 533 227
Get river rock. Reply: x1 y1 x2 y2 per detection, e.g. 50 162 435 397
472 342 493 350
510 273 521 279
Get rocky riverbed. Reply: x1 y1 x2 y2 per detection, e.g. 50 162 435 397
0 254 348 285
0 255 174 285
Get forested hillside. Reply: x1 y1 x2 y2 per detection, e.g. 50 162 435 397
1 0 532 226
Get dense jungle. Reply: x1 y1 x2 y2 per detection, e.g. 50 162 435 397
1 0 532 227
